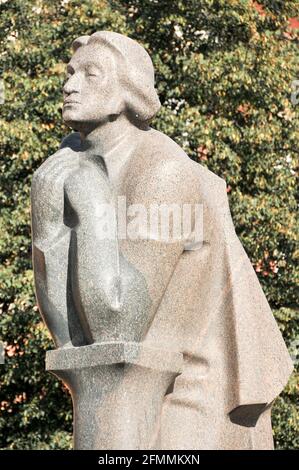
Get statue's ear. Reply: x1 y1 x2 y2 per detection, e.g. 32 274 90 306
124 85 161 122
72 36 90 52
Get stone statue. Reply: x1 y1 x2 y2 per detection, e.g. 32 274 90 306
31 31 293 450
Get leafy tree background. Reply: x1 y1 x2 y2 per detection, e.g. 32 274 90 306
0 0 298 449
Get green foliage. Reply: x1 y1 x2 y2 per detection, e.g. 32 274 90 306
0 0 298 449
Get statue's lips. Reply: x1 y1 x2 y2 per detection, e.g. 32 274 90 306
63 100 80 106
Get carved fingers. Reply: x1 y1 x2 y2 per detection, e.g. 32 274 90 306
31 149 79 245
64 162 112 224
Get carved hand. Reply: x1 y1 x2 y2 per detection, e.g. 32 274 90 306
31 148 79 249
64 160 113 227
31 147 80 349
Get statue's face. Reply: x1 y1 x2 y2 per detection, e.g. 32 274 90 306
62 44 121 132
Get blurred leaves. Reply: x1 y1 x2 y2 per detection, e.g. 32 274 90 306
0 0 298 449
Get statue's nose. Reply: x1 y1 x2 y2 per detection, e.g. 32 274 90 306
63 74 80 95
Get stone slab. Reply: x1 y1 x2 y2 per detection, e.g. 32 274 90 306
46 341 183 374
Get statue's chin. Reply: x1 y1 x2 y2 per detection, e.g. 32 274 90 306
62 114 88 133
63 117 81 131
63 118 103 135
63 112 113 134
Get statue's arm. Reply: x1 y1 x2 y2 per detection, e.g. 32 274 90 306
31 147 79 348
121 160 202 326
65 159 200 343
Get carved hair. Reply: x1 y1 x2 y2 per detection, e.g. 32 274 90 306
72 31 161 123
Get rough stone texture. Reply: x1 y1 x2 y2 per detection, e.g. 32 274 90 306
47 342 183 449
31 31 293 450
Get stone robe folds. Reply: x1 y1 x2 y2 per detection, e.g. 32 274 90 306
146 163 293 449
33 131 293 450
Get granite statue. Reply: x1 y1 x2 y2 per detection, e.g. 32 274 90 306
31 31 293 450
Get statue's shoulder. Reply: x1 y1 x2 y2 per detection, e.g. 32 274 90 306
137 128 226 196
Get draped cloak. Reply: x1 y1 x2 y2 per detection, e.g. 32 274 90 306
145 162 293 449
37 133 293 450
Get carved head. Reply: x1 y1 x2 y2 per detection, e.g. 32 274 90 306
62 31 161 131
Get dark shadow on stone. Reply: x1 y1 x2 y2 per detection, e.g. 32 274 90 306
60 132 82 152
229 403 268 427
66 230 93 347
64 191 79 229
165 378 175 396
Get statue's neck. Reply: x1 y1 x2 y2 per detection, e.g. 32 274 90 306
79 114 145 184
80 114 140 158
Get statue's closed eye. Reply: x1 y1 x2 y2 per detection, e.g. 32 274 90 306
86 65 100 77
